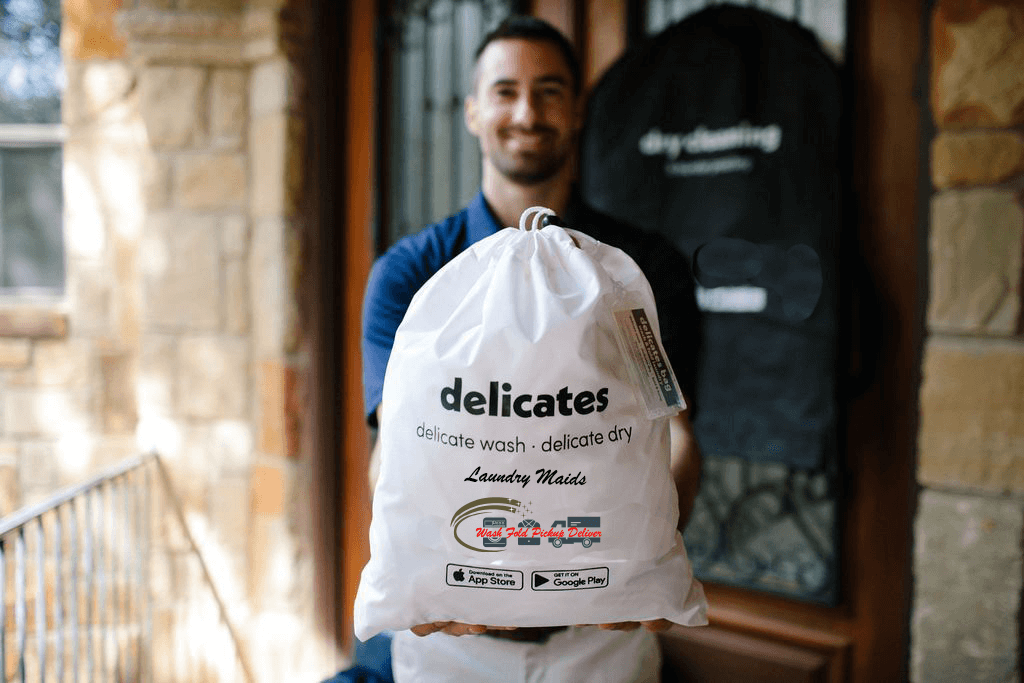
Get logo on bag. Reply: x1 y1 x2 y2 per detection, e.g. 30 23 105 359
638 122 782 178
452 499 603 552
441 378 608 418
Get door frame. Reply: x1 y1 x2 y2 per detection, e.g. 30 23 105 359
321 1 924 677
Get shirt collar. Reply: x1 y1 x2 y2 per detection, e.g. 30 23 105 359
467 188 587 243
466 191 504 245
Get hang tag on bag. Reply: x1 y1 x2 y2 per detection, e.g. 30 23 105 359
611 297 686 420
354 206 707 641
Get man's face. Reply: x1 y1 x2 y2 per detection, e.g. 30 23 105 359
465 38 580 186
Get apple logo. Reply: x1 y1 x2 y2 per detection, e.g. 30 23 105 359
453 568 465 582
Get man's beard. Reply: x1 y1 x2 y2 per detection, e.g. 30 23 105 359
491 127 572 185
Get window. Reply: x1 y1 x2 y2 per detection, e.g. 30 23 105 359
0 0 64 293
377 0 523 252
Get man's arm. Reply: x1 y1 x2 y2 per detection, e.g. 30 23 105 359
368 406 383 493
670 410 702 530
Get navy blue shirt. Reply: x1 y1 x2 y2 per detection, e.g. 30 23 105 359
361 191 698 427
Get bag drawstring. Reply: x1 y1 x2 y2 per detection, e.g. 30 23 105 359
519 206 556 232
519 206 580 247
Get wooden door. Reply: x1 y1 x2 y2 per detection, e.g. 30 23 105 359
321 0 924 677
541 1 923 681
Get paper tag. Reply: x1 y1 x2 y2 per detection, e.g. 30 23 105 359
612 307 686 419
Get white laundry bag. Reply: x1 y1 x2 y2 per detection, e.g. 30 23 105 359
354 207 707 641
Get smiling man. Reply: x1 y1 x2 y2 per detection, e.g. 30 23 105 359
466 30 579 219
361 15 703 683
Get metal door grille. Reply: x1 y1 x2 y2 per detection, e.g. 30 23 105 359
377 0 522 251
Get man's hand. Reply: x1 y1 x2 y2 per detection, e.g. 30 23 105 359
410 622 518 637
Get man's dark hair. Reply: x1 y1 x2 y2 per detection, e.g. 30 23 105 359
474 15 582 94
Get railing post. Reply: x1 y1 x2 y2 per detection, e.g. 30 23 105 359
144 462 153 683
98 485 108 680
56 507 65 683
1 538 6 682
36 518 46 682
16 528 26 683
85 491 94 683
70 500 80 683
111 480 122 680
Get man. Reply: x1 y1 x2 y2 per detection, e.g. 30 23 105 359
361 16 702 683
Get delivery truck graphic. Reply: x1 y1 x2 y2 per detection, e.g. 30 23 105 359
549 516 601 548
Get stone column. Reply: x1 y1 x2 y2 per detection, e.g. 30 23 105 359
115 2 324 680
913 2 1024 681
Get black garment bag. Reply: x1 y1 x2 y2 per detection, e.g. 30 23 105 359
581 6 845 469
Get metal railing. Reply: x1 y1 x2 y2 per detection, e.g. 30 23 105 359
0 453 254 683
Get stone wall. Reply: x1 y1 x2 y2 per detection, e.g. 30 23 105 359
913 1 1024 681
0 0 331 681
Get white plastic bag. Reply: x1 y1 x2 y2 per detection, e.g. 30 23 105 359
354 207 707 641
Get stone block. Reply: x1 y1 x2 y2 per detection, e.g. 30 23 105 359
175 152 246 210
101 351 137 434
63 60 136 127
145 153 174 211
911 488 1022 682
18 441 60 492
220 214 249 256
249 113 286 219
9 339 93 388
250 58 290 117
258 360 285 456
0 340 31 368
83 434 138 472
932 2 1024 128
209 471 250 572
0 310 68 339
250 463 285 516
212 419 254 473
247 513 293 610
139 66 205 148
4 388 92 437
176 336 249 419
68 259 112 335
210 68 247 147
0 464 20 517
225 257 250 335
63 0 127 59
0 441 15 465
251 217 285 355
164 428 214 514
918 337 1024 494
932 130 1024 189
142 213 220 331
137 335 178 418
63 144 108 260
928 189 1022 334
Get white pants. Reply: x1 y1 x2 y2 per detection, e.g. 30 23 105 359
392 626 661 683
